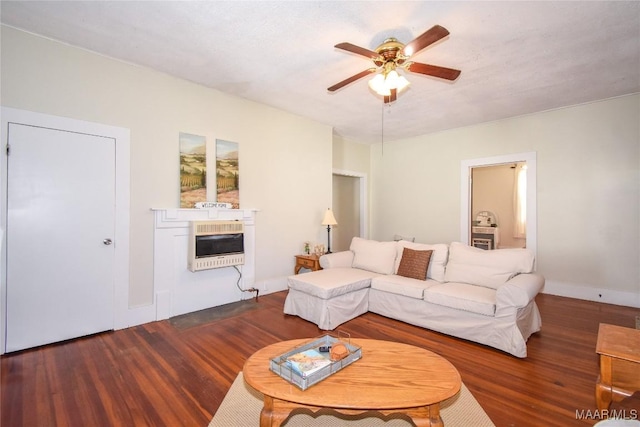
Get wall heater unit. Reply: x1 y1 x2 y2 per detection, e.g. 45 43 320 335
188 220 245 272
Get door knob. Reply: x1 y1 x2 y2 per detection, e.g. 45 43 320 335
103 238 113 245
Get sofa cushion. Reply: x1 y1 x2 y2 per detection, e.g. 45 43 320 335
395 241 449 283
350 237 397 275
423 282 497 316
287 268 379 300
397 248 432 280
444 242 535 290
319 250 354 269
371 275 438 300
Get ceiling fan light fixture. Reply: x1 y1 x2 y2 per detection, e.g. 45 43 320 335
384 70 400 88
398 76 410 92
368 73 390 96
368 70 410 97
387 70 410 93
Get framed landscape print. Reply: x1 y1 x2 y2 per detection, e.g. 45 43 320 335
179 132 206 208
215 139 239 208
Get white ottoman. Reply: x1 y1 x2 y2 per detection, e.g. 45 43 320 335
283 268 380 330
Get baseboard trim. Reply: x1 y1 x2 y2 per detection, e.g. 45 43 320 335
124 303 156 328
119 275 289 330
255 276 288 294
543 280 640 309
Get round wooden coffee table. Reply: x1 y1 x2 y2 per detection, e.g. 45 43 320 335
243 338 461 427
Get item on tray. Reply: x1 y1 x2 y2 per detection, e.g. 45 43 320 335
330 343 349 361
286 348 331 377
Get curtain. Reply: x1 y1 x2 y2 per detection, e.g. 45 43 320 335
513 164 527 238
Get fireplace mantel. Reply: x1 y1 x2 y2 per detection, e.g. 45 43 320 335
151 208 257 320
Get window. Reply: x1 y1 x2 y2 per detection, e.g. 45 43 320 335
513 164 527 238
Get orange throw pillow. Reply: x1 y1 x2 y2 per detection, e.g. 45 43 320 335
397 248 432 280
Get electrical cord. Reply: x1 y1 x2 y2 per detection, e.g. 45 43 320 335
233 265 259 300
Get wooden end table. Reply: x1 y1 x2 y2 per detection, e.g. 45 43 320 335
243 338 461 427
294 254 321 274
595 323 640 411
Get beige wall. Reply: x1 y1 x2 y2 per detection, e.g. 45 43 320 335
332 134 370 173
370 94 640 305
3 25 637 309
331 134 371 249
1 26 333 307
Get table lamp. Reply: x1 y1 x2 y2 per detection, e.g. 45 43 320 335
321 208 337 254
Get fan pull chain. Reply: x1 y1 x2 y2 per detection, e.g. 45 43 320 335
381 102 384 156
381 102 393 156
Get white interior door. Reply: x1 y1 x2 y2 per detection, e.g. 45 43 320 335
6 123 116 352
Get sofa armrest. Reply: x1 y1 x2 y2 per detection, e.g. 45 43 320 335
319 251 354 269
496 273 545 309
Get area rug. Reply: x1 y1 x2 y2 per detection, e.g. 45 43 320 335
209 372 495 426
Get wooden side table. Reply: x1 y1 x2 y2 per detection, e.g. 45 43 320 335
294 254 322 274
595 323 640 411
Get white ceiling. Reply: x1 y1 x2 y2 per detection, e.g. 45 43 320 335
1 1 639 144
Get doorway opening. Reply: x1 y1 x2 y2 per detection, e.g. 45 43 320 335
460 152 537 256
331 169 368 252
471 162 527 249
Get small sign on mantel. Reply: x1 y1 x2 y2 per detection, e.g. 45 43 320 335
194 202 233 209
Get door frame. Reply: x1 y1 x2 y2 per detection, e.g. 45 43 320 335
460 151 537 257
332 169 368 239
1 107 130 354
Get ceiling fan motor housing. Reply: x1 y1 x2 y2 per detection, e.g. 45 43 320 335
375 38 407 65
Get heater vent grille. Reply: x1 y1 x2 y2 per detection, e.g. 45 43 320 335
190 253 245 271
195 221 243 234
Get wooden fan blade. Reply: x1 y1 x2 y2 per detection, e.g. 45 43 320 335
406 62 461 81
402 25 450 57
335 42 380 59
383 88 397 104
327 69 376 92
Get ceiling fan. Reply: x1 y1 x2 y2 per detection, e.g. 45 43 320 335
327 25 461 103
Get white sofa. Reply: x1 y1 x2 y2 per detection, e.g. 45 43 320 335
284 237 544 358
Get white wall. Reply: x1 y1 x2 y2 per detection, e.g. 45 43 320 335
371 94 640 307
1 26 333 314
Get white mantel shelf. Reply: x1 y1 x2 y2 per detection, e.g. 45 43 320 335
151 208 258 321
151 207 258 227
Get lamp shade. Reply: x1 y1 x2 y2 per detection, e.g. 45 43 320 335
368 70 410 96
368 74 390 96
321 208 337 226
395 74 410 92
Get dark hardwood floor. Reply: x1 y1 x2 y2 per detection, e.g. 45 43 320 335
2 291 639 426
